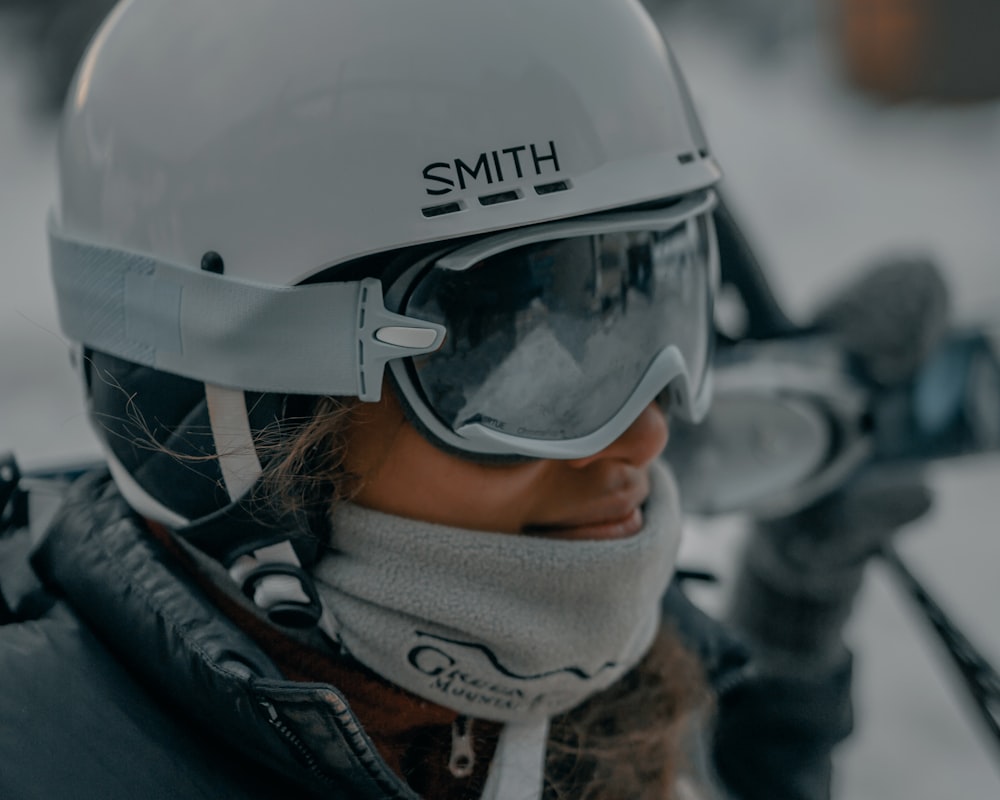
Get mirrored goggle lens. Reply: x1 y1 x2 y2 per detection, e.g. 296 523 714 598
402 212 714 442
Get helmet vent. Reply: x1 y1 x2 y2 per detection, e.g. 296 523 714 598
478 189 522 207
678 150 710 165
534 180 572 196
422 201 465 219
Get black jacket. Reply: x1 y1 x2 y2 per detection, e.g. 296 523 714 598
0 469 852 799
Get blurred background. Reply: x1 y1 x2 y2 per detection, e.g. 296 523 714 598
1 0 998 795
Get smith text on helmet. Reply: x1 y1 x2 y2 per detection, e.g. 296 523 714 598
422 141 562 196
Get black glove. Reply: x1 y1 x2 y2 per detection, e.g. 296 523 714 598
726 467 933 671
728 254 947 671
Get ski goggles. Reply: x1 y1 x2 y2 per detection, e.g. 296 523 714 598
383 189 719 460
50 189 717 462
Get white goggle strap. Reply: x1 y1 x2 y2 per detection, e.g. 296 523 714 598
47 220 445 402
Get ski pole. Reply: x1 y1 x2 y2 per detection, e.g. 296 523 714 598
880 543 1000 766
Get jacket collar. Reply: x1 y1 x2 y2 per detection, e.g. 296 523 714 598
32 469 418 799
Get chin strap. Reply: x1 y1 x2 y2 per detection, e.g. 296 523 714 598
480 719 550 800
175 384 336 635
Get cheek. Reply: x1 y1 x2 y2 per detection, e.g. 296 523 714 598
434 462 549 532
350 421 549 533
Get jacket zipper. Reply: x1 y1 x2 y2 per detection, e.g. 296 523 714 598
259 700 335 785
449 715 476 778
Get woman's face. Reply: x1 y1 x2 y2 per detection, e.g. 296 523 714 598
343 388 668 540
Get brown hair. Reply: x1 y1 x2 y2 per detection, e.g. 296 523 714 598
254 395 361 522
544 627 711 800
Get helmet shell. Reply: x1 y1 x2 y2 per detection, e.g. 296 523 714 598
59 0 719 284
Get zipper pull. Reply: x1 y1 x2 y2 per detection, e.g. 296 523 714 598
449 715 476 778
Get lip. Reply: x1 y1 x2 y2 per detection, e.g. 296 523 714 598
525 506 645 541
521 467 650 540
522 479 649 541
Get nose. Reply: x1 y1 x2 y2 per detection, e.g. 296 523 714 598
566 402 668 469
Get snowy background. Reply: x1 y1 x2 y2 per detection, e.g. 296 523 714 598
1 1 998 796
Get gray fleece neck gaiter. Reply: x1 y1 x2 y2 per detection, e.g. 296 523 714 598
312 460 683 722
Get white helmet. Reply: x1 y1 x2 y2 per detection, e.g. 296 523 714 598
49 0 720 585
57 0 717 280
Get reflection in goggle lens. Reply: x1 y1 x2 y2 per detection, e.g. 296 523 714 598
405 216 712 441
